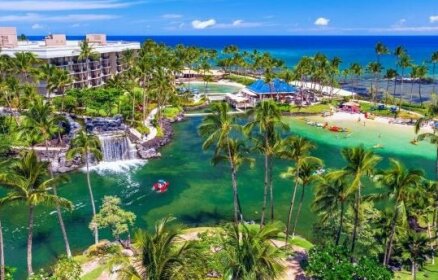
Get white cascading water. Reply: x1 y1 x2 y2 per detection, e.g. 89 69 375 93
98 133 138 162
84 133 145 174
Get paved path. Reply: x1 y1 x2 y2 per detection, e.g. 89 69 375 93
144 107 159 142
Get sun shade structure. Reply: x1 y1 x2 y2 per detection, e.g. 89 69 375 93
247 79 297 95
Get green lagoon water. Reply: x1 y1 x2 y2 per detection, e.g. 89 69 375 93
3 116 435 278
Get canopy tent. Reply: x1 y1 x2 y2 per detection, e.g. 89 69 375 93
247 79 297 95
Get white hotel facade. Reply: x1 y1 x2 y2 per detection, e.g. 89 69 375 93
0 27 141 93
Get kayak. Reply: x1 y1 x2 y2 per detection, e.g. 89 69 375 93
152 180 170 193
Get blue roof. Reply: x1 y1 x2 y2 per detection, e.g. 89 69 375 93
247 79 297 95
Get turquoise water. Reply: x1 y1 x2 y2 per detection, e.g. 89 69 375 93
3 117 435 278
181 82 242 94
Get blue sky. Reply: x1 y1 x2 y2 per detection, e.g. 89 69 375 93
0 0 437 35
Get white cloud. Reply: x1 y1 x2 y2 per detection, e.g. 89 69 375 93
0 1 136 11
162 14 182 19
0 13 119 22
232 20 243 26
31 23 43 29
430 15 438 23
314 17 330 26
191 19 216 29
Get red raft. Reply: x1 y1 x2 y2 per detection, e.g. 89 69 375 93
153 180 170 193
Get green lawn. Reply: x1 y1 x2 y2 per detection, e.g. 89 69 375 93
394 259 438 280
81 266 106 280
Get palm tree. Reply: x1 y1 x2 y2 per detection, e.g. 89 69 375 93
0 196 12 280
431 51 438 94
349 63 363 100
150 68 175 124
78 40 99 87
20 100 72 257
398 54 412 110
53 68 73 110
313 170 352 245
401 232 432 280
384 69 398 104
199 102 245 223
246 100 289 226
39 64 57 99
221 222 285 279
367 62 383 103
290 158 322 238
415 64 428 106
12 52 39 109
376 42 390 64
0 150 72 276
342 146 381 256
67 130 102 244
212 139 254 223
134 217 197 280
376 159 424 265
280 136 317 243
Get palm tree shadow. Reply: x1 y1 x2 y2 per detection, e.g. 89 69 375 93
178 208 229 226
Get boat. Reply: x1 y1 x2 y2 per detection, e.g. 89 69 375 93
152 180 170 193
328 126 349 133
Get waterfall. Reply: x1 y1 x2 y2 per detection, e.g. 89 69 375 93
98 133 138 162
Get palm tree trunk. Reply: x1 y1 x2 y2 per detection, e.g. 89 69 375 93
86 156 98 244
291 184 305 238
227 141 240 224
385 80 390 105
27 205 35 276
285 167 300 244
399 69 405 112
393 78 397 104
46 142 71 258
384 205 400 265
260 153 269 228
409 83 414 104
336 202 346 245
433 63 436 94
350 183 361 257
269 156 274 222
0 219 5 280
412 261 416 280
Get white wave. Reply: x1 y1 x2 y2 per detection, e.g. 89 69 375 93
81 159 147 175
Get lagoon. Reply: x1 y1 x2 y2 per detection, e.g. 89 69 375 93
3 116 435 278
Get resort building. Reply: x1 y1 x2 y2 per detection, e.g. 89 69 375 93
0 27 141 95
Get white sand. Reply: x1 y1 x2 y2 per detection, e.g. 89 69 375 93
324 112 434 133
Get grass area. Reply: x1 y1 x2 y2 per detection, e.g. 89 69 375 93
163 106 182 119
228 74 255 86
290 103 332 114
73 255 90 265
394 259 438 280
359 102 421 119
289 236 314 250
81 265 105 280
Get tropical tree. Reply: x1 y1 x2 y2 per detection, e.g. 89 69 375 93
342 146 381 256
91 196 136 243
133 217 198 280
367 62 383 103
415 64 428 106
20 99 72 257
280 136 317 243
220 222 285 279
199 102 246 223
431 51 438 94
401 232 432 280
0 150 72 276
375 42 390 65
384 68 398 104
67 130 102 244
245 100 289 226
376 159 424 265
78 40 99 85
313 170 353 245
397 54 412 110
349 63 363 100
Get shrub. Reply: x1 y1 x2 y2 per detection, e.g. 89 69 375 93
306 244 392 280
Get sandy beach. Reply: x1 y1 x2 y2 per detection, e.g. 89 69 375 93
321 112 434 134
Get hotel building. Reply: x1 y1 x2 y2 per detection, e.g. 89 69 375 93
0 27 141 94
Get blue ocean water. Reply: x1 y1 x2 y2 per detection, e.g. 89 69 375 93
29 36 438 71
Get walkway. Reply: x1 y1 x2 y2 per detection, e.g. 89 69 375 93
184 110 246 118
144 107 159 142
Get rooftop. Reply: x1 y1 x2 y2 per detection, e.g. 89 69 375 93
0 40 141 59
247 79 297 95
